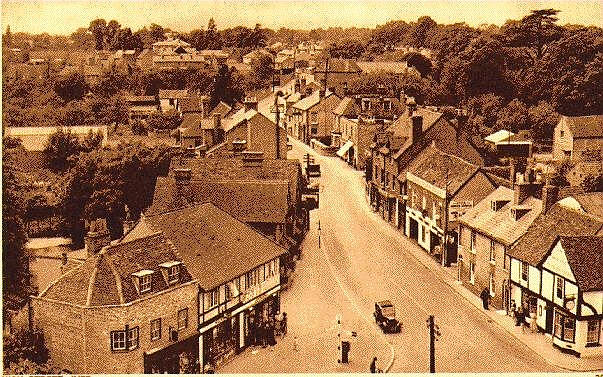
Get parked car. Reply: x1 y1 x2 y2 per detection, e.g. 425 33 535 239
374 300 401 333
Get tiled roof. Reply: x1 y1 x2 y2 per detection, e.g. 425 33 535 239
315 58 362 73
41 233 194 306
158 89 189 99
142 203 287 290
406 144 479 195
573 192 603 220
211 101 232 118
459 186 542 246
333 97 358 116
147 177 290 223
293 91 338 111
563 115 603 138
558 236 603 292
390 108 443 157
508 203 603 265
180 96 208 113
180 113 204 130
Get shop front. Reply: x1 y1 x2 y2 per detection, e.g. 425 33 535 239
144 334 199 374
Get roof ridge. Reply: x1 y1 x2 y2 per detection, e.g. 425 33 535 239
86 259 100 307
38 257 88 297
105 254 125 305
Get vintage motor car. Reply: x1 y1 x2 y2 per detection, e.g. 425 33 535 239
373 300 402 333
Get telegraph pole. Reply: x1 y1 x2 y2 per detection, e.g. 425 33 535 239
427 315 441 373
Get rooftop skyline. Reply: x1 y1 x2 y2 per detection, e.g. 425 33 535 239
2 0 601 35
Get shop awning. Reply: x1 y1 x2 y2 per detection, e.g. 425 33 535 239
336 140 354 158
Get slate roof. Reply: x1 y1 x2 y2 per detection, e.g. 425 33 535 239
158 89 189 99
141 203 287 290
557 236 603 292
147 177 290 223
508 203 603 265
406 144 479 195
314 58 362 73
459 186 542 246
40 233 194 306
563 115 603 138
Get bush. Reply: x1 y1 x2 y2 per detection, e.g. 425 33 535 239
3 328 56 372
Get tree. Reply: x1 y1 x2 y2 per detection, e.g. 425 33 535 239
84 188 125 239
54 71 88 102
4 25 12 47
210 64 244 107
466 93 504 133
70 27 94 49
251 54 274 83
528 101 559 140
146 109 182 130
44 128 82 171
327 39 366 59
205 18 221 49
502 9 562 59
89 18 107 50
105 19 121 48
581 174 603 192
3 329 59 374
409 16 437 48
402 52 432 77
2 153 33 316
149 23 166 42
496 98 529 132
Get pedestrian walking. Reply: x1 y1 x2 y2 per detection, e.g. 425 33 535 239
480 288 490 310
293 335 298 352
268 320 277 346
370 357 377 373
281 312 288 336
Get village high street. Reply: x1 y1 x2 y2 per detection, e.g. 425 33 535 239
219 137 562 373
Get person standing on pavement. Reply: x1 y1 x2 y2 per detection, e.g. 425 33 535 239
370 357 377 373
480 288 490 310
282 312 288 336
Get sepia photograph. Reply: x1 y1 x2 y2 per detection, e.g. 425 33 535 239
1 0 602 374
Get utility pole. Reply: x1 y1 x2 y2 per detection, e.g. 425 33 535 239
323 57 329 92
427 315 441 373
273 91 282 159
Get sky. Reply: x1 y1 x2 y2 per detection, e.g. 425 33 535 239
2 0 602 35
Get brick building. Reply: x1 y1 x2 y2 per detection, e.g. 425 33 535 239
457 177 545 310
31 223 199 374
124 203 287 371
290 89 341 144
403 144 496 265
552 115 602 161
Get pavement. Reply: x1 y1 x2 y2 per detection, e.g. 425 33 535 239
222 137 601 373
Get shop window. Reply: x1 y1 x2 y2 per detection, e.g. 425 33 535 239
554 310 575 343
587 320 601 345
150 318 161 341
556 276 564 299
178 308 188 330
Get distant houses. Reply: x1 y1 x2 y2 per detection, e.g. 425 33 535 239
5 126 109 152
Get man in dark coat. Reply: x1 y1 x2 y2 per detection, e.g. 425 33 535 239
370 357 377 373
480 288 490 310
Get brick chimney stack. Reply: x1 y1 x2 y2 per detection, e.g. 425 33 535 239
410 115 423 145
243 97 258 112
85 218 111 257
173 168 192 206
541 183 559 214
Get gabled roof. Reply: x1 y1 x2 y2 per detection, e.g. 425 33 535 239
314 58 362 73
390 108 443 157
148 177 290 223
292 91 338 111
557 236 603 292
158 89 189 99
211 101 232 118
40 233 194 306
152 38 191 48
141 203 287 290
485 130 515 144
562 115 603 138
571 192 603 220
179 96 208 113
333 97 360 116
406 144 479 195
459 186 542 246
508 203 603 265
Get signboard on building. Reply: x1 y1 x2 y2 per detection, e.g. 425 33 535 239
449 200 473 220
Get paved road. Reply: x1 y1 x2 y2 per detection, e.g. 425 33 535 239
288 138 560 373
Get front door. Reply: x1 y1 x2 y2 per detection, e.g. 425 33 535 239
545 305 554 334
409 218 419 241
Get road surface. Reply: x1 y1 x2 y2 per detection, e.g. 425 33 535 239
287 137 559 373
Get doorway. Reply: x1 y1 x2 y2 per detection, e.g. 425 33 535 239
409 218 419 241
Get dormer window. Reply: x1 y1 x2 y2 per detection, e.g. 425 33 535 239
362 99 371 111
383 100 391 111
132 270 154 294
160 261 182 285
491 200 510 211
511 207 530 221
